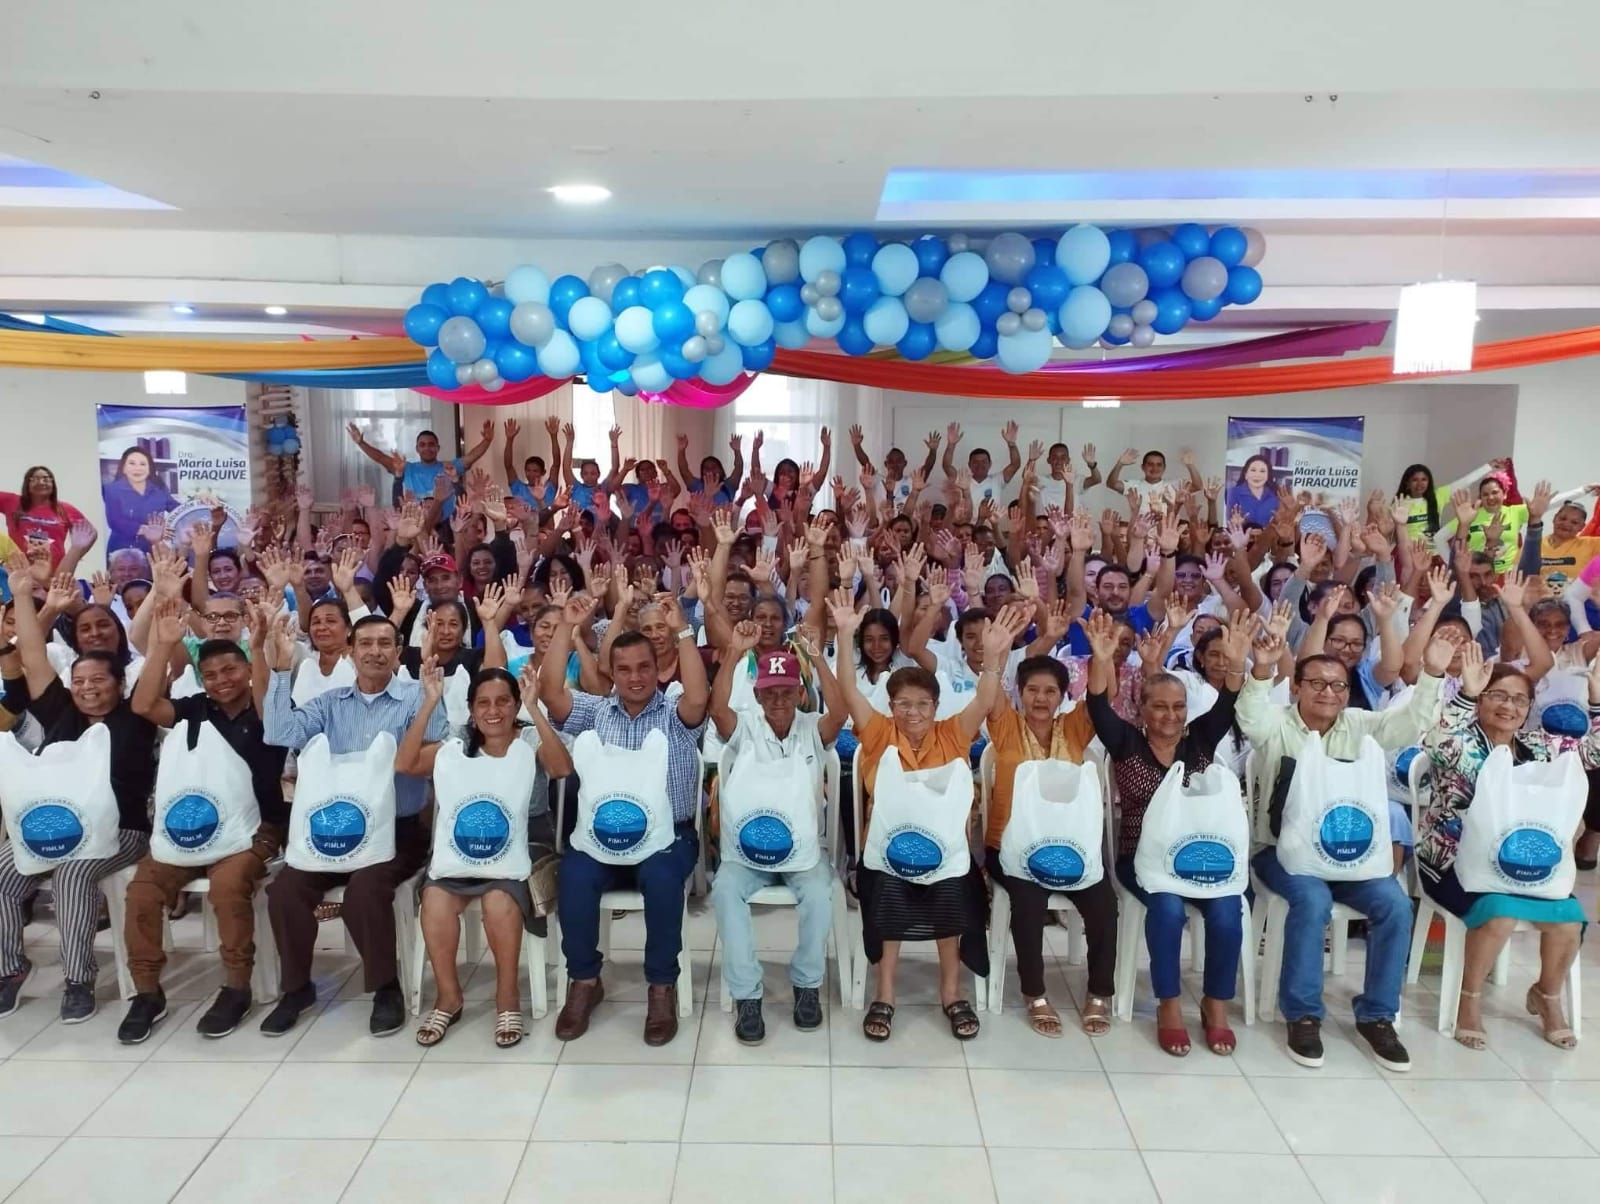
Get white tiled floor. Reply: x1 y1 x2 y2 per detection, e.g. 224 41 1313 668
4 895 1600 1202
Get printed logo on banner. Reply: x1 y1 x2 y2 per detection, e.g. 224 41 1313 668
592 796 651 852
1169 834 1238 885
737 811 796 868
451 797 513 862
1318 801 1375 864
307 797 371 859
1022 839 1088 890
1495 825 1564 885
18 801 86 860
164 792 223 852
884 825 947 880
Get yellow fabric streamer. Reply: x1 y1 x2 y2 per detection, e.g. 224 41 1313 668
0 330 424 372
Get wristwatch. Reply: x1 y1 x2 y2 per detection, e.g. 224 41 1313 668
676 627 695 642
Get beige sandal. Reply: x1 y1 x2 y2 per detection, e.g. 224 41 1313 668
414 1006 462 1047
1527 985 1578 1050
1453 989 1488 1051
1026 996 1063 1039
494 1010 524 1048
1082 995 1112 1036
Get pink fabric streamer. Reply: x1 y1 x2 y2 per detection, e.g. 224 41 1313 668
1030 321 1391 374
639 373 758 409
417 375 569 405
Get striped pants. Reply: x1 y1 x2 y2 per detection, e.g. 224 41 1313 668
0 829 149 985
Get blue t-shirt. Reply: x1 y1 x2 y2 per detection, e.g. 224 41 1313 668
401 458 465 518
688 479 736 506
622 483 665 524
569 483 598 512
1063 601 1156 656
509 479 556 510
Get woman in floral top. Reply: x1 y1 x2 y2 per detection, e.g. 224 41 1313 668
1418 641 1600 1051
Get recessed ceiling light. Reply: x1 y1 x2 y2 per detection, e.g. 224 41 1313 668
171 304 194 315
263 305 288 317
547 183 611 204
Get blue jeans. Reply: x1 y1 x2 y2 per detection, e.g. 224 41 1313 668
711 858 833 1001
1114 858 1243 1003
1251 845 1410 1023
559 824 699 985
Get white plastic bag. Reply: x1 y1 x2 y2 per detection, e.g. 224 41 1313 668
719 741 822 873
1454 746 1584 899
1276 734 1393 881
862 747 972 885
151 718 262 866
998 759 1104 891
567 729 676 866
429 737 537 880
0 725 121 875
286 732 398 873
1133 761 1250 898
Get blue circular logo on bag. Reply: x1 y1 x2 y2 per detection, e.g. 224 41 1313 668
1025 844 1085 889
1497 827 1563 884
308 799 369 857
452 799 511 862
1173 839 1237 884
18 803 83 860
1541 702 1588 738
1319 804 1374 863
164 793 220 851
737 814 795 867
884 828 944 879
1393 746 1425 791
592 798 649 852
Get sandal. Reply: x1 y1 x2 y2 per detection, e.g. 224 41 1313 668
1081 995 1112 1037
414 1005 463 1047
314 902 343 923
862 1001 895 1042
1527 985 1578 1050
1200 997 1235 1055
1454 989 1488 1051
1026 996 1063 1040
943 999 980 1041
494 1010 524 1048
1157 1025 1192 1057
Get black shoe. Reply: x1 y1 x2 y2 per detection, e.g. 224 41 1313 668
197 987 253 1039
370 983 406 1037
259 984 317 1036
60 981 97 1025
1355 1019 1411 1073
0 963 32 1019
734 998 765 1045
793 986 823 1031
116 990 168 1044
1286 1017 1324 1068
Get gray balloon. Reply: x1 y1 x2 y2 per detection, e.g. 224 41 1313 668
1006 286 1032 314
471 357 499 384
587 262 628 305
1130 323 1156 348
814 269 841 297
455 364 474 386
814 296 843 322
697 259 724 287
437 315 487 364
680 335 708 363
705 333 725 355
1107 313 1135 338
1135 227 1172 248
948 232 971 253
1131 299 1158 325
1241 227 1266 268
996 312 1022 337
763 239 800 285
482 377 505 392
508 302 555 348
1181 256 1228 302
1021 307 1047 332
695 310 721 337
1101 262 1150 309
984 232 1036 285
800 283 819 306
902 277 949 324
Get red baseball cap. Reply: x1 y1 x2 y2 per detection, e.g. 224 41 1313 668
754 651 801 689
421 553 458 575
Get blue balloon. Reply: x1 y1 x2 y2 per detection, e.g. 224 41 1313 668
585 370 612 394
727 299 775 346
548 275 589 324
403 303 448 346
475 297 513 341
503 265 550 305
842 232 879 268
682 284 730 326
700 341 745 385
1189 295 1224 321
425 349 459 389
1023 263 1070 311
766 283 804 323
995 326 1054 374
579 338 607 383
1055 224 1113 286
446 276 488 317
1100 330 1130 346
1032 237 1058 268
596 331 634 372
837 317 874 356
912 236 949 278
1105 230 1138 266
939 251 989 303
1209 226 1248 268
798 236 846 283
741 338 776 371
610 276 642 313
896 321 937 361
804 308 846 339
614 378 639 396
773 318 810 349
862 296 910 346
1059 285 1113 344
632 353 671 392
720 252 767 302
971 279 1011 325
660 346 697 380
1046 308 1062 336
934 301 981 352
871 243 920 297
839 266 880 315
652 300 695 343
1225 265 1263 305
1171 222 1211 260
1138 242 1186 289
538 330 581 377
566 296 613 342
970 328 999 360
638 269 683 309
420 282 451 310
1149 287 1193 335
615 306 660 355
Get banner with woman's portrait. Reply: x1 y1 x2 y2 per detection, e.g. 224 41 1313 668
96 404 251 553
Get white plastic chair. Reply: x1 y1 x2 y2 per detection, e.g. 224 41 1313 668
316 868 430 1016
1405 891 1582 1038
711 748 855 1011
1403 751 1429 898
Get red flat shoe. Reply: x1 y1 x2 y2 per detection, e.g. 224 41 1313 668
1204 1024 1237 1055
1157 1026 1191 1057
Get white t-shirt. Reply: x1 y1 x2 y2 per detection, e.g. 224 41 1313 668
726 709 826 797
1124 477 1173 509
1035 473 1072 515
967 474 1005 516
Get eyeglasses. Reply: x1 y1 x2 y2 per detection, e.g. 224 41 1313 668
1299 678 1350 696
1325 636 1366 651
890 699 936 715
204 611 243 623
1480 689 1532 710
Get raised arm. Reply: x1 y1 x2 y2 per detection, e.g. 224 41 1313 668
500 418 522 488
459 419 495 472
4 557 58 698
957 602 1030 742
1498 573 1555 682
709 619 759 741
1365 582 1406 689
395 657 448 776
826 590 880 730
940 422 962 481
347 422 405 475
998 421 1023 485
538 594 595 724
675 432 696 495
658 590 707 728
130 599 186 727
1105 446 1138 496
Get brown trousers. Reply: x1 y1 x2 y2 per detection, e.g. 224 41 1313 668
124 823 287 993
267 816 429 994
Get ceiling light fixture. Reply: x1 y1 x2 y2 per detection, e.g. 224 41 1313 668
263 305 288 317
1082 397 1122 408
144 370 187 395
1393 280 1476 374
546 183 611 205
171 303 194 315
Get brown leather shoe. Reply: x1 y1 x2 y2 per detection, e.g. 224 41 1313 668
555 978 604 1042
644 983 679 1046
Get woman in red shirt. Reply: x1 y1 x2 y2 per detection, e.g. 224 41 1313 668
0 466 88 568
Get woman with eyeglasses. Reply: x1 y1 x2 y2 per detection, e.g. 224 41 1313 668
1297 584 1404 712
0 466 89 569
1416 641 1600 1051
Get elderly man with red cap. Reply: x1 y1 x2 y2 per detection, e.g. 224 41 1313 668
708 621 847 1045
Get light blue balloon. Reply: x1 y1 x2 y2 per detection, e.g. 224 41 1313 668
933 301 981 351
772 318 810 349
862 296 910 347
871 243 920 297
995 326 1054 374
727 299 775 347
503 265 550 305
939 251 989 303
700 340 745 386
631 353 671 393
566 296 613 342
537 330 580 378
1055 225 1113 287
805 307 846 339
682 284 729 327
721 252 768 302
614 306 660 355
670 265 697 291
1059 286 1113 344
799 236 847 283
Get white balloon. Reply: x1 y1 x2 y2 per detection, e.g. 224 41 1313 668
455 364 474 386
1130 324 1156 348
1006 286 1032 314
996 312 1022 337
482 377 505 392
947 232 971 253
471 357 499 384
1131 300 1159 326
1021 307 1047 332
680 335 708 363
1107 313 1135 339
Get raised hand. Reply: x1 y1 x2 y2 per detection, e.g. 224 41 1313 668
728 618 761 655
1456 640 1490 693
546 415 562 439
1026 439 1044 464
264 609 299 671
1202 551 1228 582
924 429 942 453
503 417 521 445
1317 584 1347 621
1082 443 1098 467
1156 510 1182 555
828 586 862 637
1300 532 1328 572
1117 447 1139 467
562 592 599 628
1498 570 1530 609
475 580 506 627
1084 608 1118 661
984 602 1032 663
848 423 865 449
1424 631 1460 678
946 422 963 447
1451 487 1477 528
330 544 362 595
388 574 417 623
1368 581 1401 620
1219 612 1254 675
419 654 446 704
1001 420 1020 445
711 508 736 547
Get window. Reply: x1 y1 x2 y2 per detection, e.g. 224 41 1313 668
732 375 835 508
305 388 436 503
569 390 617 468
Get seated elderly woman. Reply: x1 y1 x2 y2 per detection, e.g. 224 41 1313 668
1418 641 1600 1050
830 589 1031 1043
